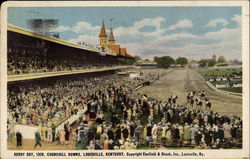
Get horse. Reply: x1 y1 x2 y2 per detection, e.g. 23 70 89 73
190 97 194 108
187 93 191 103
205 101 211 110
199 90 205 100
172 95 178 104
195 98 203 109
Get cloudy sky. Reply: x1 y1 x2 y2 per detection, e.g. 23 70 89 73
8 7 241 60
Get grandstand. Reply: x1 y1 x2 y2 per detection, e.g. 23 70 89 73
7 25 135 81
7 24 136 149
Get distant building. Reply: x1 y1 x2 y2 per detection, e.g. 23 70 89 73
136 60 157 69
98 21 133 58
212 55 216 61
201 54 216 62
187 58 193 63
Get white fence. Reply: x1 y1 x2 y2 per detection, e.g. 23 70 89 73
129 72 140 79
13 107 87 139
216 84 242 88
14 124 39 139
209 77 242 82
55 107 87 134
209 78 227 82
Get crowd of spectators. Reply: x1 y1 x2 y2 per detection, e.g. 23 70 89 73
8 72 121 126
7 48 127 75
7 70 163 127
73 89 242 150
8 69 242 150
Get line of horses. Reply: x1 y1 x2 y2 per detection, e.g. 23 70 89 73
187 90 211 110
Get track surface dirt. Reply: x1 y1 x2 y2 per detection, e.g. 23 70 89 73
137 69 242 115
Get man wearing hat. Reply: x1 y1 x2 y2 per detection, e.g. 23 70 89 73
34 130 42 148
16 130 22 147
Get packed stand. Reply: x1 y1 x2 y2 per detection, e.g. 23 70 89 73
7 48 127 75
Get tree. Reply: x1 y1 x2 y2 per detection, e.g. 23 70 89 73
218 56 226 63
156 56 175 68
230 59 240 65
176 57 188 66
131 56 141 64
134 56 141 62
199 60 207 67
154 56 160 63
191 59 198 63
208 60 216 67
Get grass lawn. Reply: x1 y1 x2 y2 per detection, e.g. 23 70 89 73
104 111 112 123
137 145 194 150
219 87 242 93
103 107 163 126
153 114 163 124
198 68 242 79
140 112 149 125
211 81 228 85
137 145 241 150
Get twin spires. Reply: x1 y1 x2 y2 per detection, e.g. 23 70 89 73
98 20 128 57
98 21 115 46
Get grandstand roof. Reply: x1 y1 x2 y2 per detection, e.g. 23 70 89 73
126 53 134 58
7 24 116 56
7 24 134 59
99 21 107 37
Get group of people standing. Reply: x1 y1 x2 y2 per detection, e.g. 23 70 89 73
9 69 242 150
8 70 165 149
71 87 242 150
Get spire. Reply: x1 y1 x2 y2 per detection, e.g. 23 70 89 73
99 21 107 37
108 28 115 41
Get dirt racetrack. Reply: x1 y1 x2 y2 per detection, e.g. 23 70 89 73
137 69 242 115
